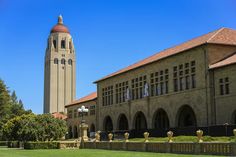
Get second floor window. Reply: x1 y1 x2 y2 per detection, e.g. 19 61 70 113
219 77 230 95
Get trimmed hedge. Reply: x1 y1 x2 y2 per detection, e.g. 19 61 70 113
0 141 7 147
7 141 21 148
24 142 59 149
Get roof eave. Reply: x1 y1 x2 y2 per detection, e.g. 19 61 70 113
65 98 97 108
94 43 208 84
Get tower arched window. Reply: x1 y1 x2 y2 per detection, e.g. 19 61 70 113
68 59 72 65
54 58 58 64
61 59 66 65
53 40 57 48
61 40 65 49
69 41 72 53
69 41 72 49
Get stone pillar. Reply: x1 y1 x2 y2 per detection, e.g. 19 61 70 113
194 143 201 154
80 123 89 142
232 143 236 156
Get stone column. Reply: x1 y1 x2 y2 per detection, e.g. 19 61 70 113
80 123 89 142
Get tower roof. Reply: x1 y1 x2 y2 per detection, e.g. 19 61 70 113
50 15 70 34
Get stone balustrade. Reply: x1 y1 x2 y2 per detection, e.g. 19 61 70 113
58 141 80 149
82 141 236 156
81 130 236 156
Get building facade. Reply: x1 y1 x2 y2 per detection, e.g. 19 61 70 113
44 15 76 113
94 28 236 132
66 27 236 137
66 92 97 138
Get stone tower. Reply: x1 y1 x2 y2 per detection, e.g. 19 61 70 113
44 15 76 113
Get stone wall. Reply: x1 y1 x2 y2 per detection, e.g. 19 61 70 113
82 141 236 156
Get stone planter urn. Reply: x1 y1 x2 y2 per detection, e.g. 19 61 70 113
124 132 129 142
167 131 173 143
108 133 113 142
233 129 236 141
95 131 101 142
143 132 149 142
196 129 203 143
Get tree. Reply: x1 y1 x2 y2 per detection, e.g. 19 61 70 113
0 79 11 122
3 113 67 141
10 91 31 117
36 114 67 141
0 79 32 140
11 91 18 104
3 114 38 141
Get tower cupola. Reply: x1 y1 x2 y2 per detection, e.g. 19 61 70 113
50 15 70 34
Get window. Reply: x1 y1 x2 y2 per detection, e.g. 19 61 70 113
90 105 96 115
219 77 230 95
220 84 224 95
131 76 146 100
179 77 184 91
54 58 58 64
53 40 57 48
68 110 72 119
74 109 77 118
61 40 65 49
61 59 65 65
191 61 196 89
150 73 155 96
225 77 229 94
102 85 113 106
173 66 178 92
150 69 169 96
191 74 196 88
68 59 72 65
173 60 196 92
174 79 178 92
185 76 190 89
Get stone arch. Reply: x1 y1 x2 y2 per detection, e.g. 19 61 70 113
176 105 197 127
61 58 66 65
68 59 72 65
133 111 147 130
54 58 58 64
68 126 73 139
103 116 113 131
73 125 78 138
231 110 236 124
117 114 129 130
152 108 170 129
90 123 95 132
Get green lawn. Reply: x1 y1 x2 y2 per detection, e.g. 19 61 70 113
0 148 222 157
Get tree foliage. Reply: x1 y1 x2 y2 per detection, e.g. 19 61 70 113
3 114 67 141
0 79 32 140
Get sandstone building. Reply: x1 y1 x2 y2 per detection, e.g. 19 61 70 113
65 27 236 138
66 92 97 138
44 15 76 113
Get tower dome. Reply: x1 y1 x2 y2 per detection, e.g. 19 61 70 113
50 15 70 34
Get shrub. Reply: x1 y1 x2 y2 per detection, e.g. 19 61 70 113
0 141 7 147
24 141 59 149
7 141 20 148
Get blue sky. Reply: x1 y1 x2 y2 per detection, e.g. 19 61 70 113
0 0 235 114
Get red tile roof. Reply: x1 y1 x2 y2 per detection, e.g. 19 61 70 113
209 53 236 69
51 24 70 34
65 92 97 108
51 112 67 120
95 27 236 83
